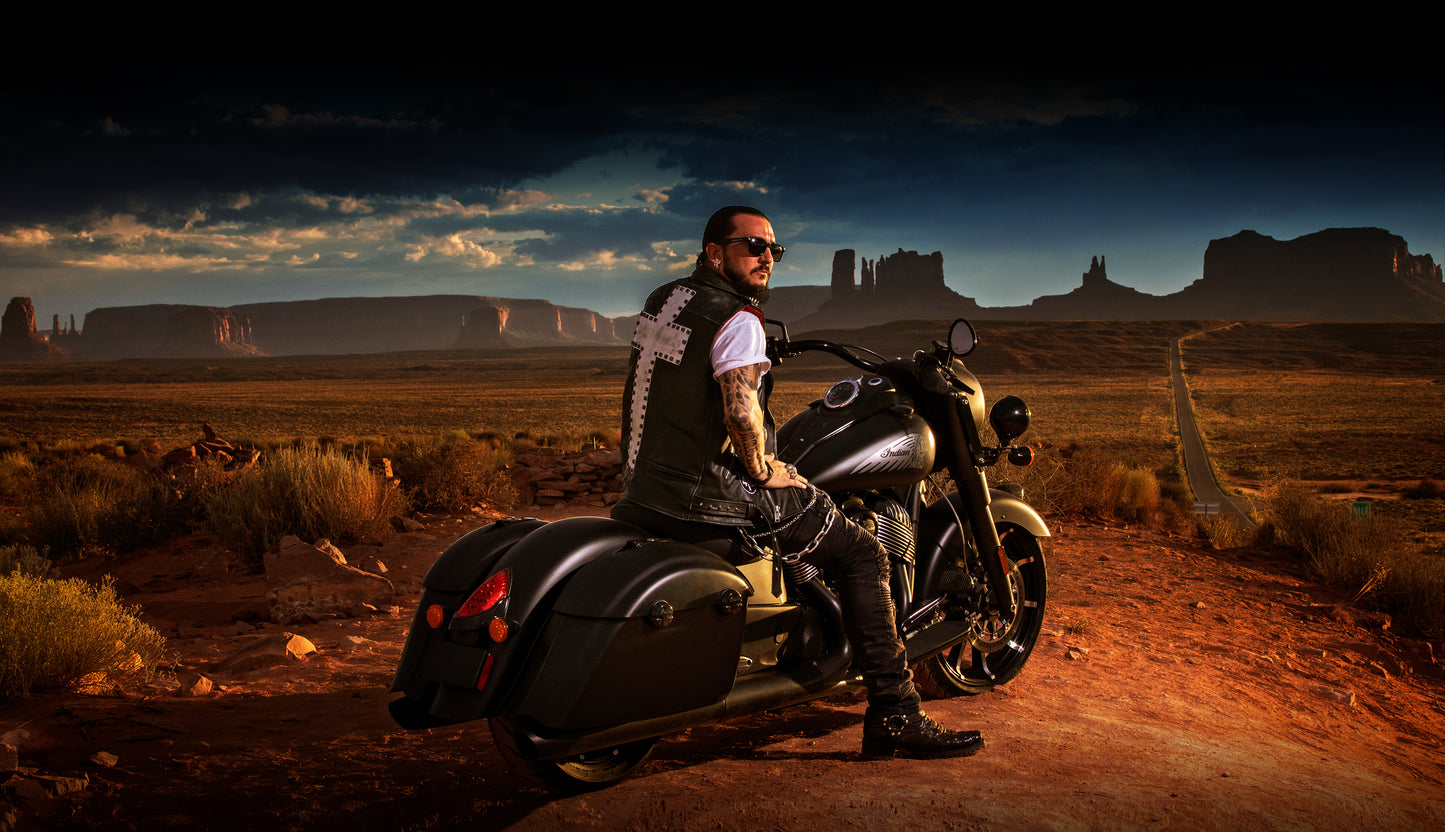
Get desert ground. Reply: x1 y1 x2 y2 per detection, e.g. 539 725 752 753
3 320 1443 829
6 504 1443 831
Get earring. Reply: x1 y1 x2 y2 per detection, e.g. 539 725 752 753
712 260 720 267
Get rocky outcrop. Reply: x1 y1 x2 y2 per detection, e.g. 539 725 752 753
1012 256 1170 319
71 304 258 359
263 536 395 624
796 249 986 329
1158 228 1445 320
796 228 1443 327
53 295 627 359
155 306 262 358
0 297 68 360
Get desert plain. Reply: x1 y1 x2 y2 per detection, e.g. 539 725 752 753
1 319 1443 830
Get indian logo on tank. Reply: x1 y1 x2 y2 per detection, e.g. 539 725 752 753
851 434 924 475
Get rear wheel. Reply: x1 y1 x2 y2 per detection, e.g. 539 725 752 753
913 526 1048 697
489 718 657 792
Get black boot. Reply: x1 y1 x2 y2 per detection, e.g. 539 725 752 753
861 709 984 760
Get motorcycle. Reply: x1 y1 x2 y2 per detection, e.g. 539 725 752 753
388 318 1049 790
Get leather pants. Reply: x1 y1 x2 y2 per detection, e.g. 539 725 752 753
751 491 922 714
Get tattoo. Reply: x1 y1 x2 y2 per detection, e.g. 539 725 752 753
718 364 770 482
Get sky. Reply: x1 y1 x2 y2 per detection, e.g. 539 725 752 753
3 53 1441 328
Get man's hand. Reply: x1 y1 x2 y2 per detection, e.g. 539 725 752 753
758 454 808 490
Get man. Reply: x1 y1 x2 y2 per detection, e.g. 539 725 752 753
613 205 983 759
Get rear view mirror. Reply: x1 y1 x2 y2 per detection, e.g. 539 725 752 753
948 319 977 357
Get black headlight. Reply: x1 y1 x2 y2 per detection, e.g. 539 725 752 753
989 396 1031 443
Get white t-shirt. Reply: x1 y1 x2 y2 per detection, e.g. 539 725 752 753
711 308 770 383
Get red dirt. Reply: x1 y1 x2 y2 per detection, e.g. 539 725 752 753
6 509 1444 831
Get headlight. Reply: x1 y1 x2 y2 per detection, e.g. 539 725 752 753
989 396 1031 443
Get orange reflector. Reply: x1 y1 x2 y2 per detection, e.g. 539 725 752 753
426 604 446 629
488 617 510 643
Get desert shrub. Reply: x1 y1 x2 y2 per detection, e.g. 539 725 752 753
1259 481 1445 636
393 434 515 512
0 544 51 577
0 573 167 699
22 455 186 557
0 449 36 501
1198 514 1250 549
203 444 407 559
1005 440 1191 531
1116 467 1162 523
1403 478 1445 500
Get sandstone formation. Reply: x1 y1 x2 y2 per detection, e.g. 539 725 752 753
0 297 67 360
793 228 1443 328
795 248 986 329
46 295 627 360
1160 228 1444 320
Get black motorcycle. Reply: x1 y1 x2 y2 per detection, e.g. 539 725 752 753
388 318 1049 789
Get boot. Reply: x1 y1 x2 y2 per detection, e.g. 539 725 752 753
861 709 984 760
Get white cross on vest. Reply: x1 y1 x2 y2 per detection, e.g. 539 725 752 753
625 285 695 472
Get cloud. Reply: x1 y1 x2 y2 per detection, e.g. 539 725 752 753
0 227 54 247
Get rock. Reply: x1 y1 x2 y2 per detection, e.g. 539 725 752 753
264 536 394 623
357 557 388 575
10 773 89 799
0 743 17 774
337 635 378 654
214 633 317 674
391 515 425 532
1311 684 1356 706
88 751 119 768
178 672 214 697
0 297 68 361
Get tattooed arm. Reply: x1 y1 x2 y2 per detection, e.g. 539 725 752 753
718 363 807 490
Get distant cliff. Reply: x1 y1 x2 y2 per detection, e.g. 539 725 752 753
793 247 986 329
0 297 68 361
59 296 626 360
791 228 1443 327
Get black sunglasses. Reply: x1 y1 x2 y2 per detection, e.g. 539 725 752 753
721 236 786 261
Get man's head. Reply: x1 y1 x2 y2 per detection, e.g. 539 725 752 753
697 206 782 304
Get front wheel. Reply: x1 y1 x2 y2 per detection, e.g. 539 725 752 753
489 718 657 792
913 525 1048 697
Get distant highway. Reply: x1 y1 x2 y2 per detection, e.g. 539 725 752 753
1171 332 1257 527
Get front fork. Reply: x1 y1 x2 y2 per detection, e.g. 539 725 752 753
938 394 1013 617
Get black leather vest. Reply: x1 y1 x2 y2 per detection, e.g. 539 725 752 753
620 267 792 527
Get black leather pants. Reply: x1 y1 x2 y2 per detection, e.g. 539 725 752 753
752 492 922 714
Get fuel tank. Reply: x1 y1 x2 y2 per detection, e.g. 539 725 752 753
776 374 935 492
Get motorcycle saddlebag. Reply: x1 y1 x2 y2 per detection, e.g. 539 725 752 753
507 539 750 731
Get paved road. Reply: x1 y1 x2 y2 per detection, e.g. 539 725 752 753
1171 333 1257 527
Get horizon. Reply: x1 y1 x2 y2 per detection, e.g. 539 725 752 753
3 55 1441 327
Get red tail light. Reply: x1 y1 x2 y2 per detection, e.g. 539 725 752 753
475 653 495 691
458 569 511 617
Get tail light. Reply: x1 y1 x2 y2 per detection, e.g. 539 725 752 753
458 569 511 617
476 654 495 691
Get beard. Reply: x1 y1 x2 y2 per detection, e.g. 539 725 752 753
723 262 771 305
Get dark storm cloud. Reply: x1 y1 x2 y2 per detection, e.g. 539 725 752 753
2 52 1440 321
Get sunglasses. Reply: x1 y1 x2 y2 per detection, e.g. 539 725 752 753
721 236 786 261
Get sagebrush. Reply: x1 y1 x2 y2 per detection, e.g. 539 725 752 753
204 445 407 561
0 572 167 699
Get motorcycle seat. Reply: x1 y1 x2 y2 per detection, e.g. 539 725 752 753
609 498 760 566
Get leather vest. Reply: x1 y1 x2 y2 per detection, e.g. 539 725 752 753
620 267 794 527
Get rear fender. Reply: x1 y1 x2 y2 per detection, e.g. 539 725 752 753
395 516 652 726
391 517 544 701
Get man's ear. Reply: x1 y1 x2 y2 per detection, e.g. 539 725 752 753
704 242 724 269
